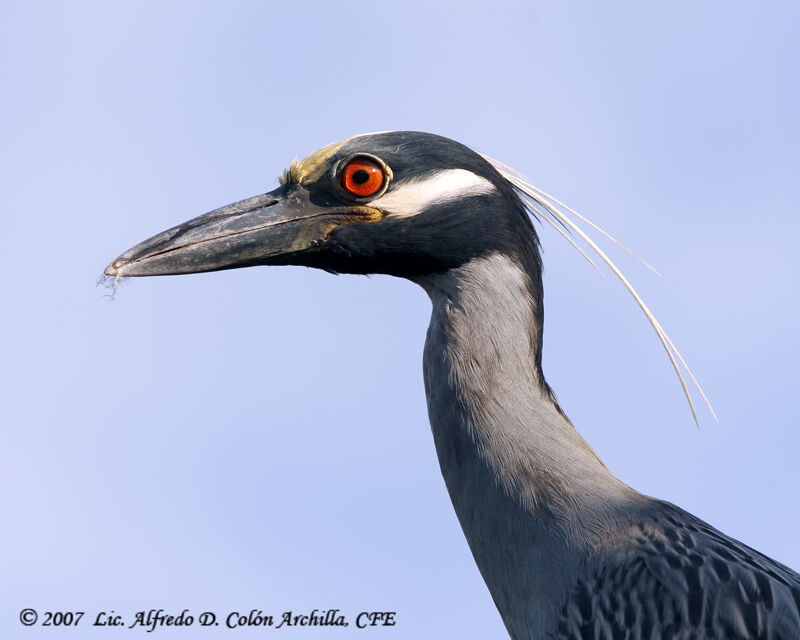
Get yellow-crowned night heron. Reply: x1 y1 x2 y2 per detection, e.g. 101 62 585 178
105 132 800 639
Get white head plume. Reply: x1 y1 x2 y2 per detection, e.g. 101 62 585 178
483 155 717 426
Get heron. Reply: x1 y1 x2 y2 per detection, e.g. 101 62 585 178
105 131 800 639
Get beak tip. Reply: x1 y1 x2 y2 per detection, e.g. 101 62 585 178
104 258 126 277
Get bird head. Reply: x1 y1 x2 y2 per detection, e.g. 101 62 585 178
104 130 715 423
104 131 540 280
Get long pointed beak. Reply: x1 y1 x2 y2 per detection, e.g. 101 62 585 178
105 185 378 278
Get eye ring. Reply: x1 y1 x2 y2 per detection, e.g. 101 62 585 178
334 153 392 201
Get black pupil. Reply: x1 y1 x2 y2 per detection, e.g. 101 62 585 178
352 169 370 185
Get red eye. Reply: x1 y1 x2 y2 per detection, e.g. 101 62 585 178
340 158 385 198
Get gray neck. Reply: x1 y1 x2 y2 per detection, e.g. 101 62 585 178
415 252 641 639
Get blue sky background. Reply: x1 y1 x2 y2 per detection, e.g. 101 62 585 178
1 1 798 637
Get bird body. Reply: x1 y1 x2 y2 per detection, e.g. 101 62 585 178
106 131 800 639
420 251 800 638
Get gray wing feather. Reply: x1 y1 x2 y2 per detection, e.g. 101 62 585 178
555 502 800 639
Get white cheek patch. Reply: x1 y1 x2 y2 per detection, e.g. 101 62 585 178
371 169 496 218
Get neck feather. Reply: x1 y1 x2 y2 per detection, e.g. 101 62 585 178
414 251 641 638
